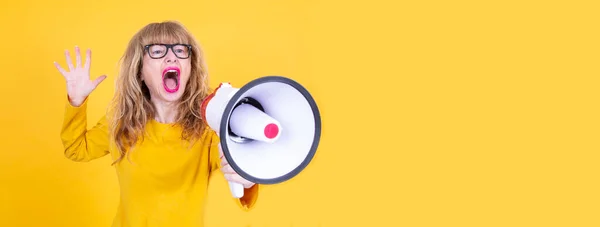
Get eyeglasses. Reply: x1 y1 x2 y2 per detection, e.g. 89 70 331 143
144 44 192 59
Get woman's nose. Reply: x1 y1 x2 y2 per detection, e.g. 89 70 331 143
165 49 178 62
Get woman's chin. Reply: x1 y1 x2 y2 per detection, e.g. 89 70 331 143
159 86 184 102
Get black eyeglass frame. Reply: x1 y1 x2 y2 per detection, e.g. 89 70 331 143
144 43 193 59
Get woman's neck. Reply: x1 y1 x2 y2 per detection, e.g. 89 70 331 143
151 98 179 124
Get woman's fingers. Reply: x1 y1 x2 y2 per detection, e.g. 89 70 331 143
219 144 228 167
220 148 255 188
84 48 91 71
75 46 82 68
62 46 88 72
92 75 107 89
220 152 232 173
221 163 235 174
224 173 254 188
64 49 74 71
218 143 223 157
54 61 67 78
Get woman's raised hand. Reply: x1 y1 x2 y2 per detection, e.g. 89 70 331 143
54 46 107 107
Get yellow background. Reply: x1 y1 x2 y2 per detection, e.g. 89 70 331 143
0 0 599 226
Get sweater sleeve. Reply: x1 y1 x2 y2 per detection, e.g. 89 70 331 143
208 131 259 211
60 97 110 162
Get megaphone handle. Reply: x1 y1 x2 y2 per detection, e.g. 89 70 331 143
229 181 244 198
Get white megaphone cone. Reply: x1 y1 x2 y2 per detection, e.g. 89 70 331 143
230 103 282 142
201 76 321 199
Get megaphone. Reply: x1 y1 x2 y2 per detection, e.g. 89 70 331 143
201 76 321 198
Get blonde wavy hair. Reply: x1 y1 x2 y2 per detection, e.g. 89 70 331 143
108 21 211 164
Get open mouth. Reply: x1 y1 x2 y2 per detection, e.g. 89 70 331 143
162 67 180 93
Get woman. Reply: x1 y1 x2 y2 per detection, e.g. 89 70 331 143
54 21 259 226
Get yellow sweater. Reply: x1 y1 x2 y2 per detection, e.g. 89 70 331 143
60 99 259 227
